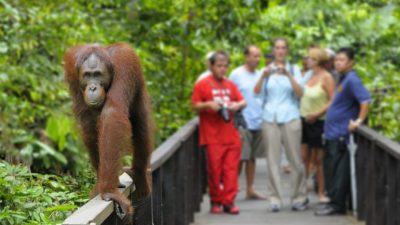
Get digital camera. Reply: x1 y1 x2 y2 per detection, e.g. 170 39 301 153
219 102 230 123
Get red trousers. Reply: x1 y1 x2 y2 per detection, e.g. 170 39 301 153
206 143 241 205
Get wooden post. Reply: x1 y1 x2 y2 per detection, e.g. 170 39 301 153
175 145 187 225
152 169 163 225
162 156 177 225
132 170 153 225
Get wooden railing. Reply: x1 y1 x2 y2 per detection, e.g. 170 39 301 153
355 125 400 225
62 118 206 225
62 118 400 225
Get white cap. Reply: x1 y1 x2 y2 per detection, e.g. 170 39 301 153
325 48 335 58
206 51 215 62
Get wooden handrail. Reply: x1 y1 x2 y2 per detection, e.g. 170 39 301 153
150 118 198 171
61 173 134 225
357 125 400 160
355 125 400 224
61 117 202 225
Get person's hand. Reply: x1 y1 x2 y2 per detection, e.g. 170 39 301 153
305 113 318 124
228 102 241 112
277 65 289 76
262 66 273 79
208 101 221 111
348 119 362 132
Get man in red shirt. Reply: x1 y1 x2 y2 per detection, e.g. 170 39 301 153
192 51 246 215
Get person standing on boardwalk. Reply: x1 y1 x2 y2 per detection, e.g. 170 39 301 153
230 45 266 200
254 38 309 212
315 47 371 216
300 47 335 204
192 51 246 215
324 48 340 84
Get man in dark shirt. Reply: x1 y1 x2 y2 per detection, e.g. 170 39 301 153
315 48 371 216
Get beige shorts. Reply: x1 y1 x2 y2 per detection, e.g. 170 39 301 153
239 127 265 160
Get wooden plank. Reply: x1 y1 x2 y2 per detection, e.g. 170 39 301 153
186 137 195 224
175 147 187 225
62 173 134 225
151 118 198 171
192 134 201 213
151 169 163 225
386 154 396 225
356 136 367 220
162 156 177 225
62 118 201 225
357 126 400 160
397 163 400 225
374 148 386 225
366 139 376 225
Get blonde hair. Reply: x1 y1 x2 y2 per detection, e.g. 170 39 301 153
309 48 329 67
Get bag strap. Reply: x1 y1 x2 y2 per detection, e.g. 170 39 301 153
290 63 294 77
261 76 269 108
206 78 229 96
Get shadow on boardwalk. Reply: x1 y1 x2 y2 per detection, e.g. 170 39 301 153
191 159 365 225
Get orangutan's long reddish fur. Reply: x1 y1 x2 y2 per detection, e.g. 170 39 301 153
64 43 153 222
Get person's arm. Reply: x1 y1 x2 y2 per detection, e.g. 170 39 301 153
280 65 303 97
288 75 303 97
254 67 272 94
228 99 246 112
347 74 372 132
305 73 335 123
192 101 221 113
229 81 247 112
348 102 369 132
191 82 221 113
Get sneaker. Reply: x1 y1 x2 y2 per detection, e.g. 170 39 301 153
292 198 309 211
318 196 330 204
270 203 281 212
210 203 222 214
314 204 345 216
223 204 240 215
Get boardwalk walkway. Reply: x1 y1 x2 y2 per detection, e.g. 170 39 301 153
191 159 364 225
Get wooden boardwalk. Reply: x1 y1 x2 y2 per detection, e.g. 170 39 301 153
191 159 365 225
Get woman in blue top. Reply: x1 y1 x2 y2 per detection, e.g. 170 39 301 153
254 38 309 212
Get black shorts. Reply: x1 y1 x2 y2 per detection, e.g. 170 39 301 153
301 118 324 148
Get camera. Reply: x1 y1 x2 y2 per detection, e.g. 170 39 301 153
270 68 278 74
219 102 230 123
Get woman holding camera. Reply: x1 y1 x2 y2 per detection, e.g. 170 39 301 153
254 38 309 212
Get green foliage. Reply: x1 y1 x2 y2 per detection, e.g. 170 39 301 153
0 160 94 225
0 0 399 223
129 0 400 141
0 0 132 172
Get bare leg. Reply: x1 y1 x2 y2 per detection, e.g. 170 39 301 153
246 159 266 200
246 159 255 193
301 144 310 177
238 161 244 175
309 150 317 175
315 148 329 203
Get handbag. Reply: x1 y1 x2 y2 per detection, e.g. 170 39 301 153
234 110 247 129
